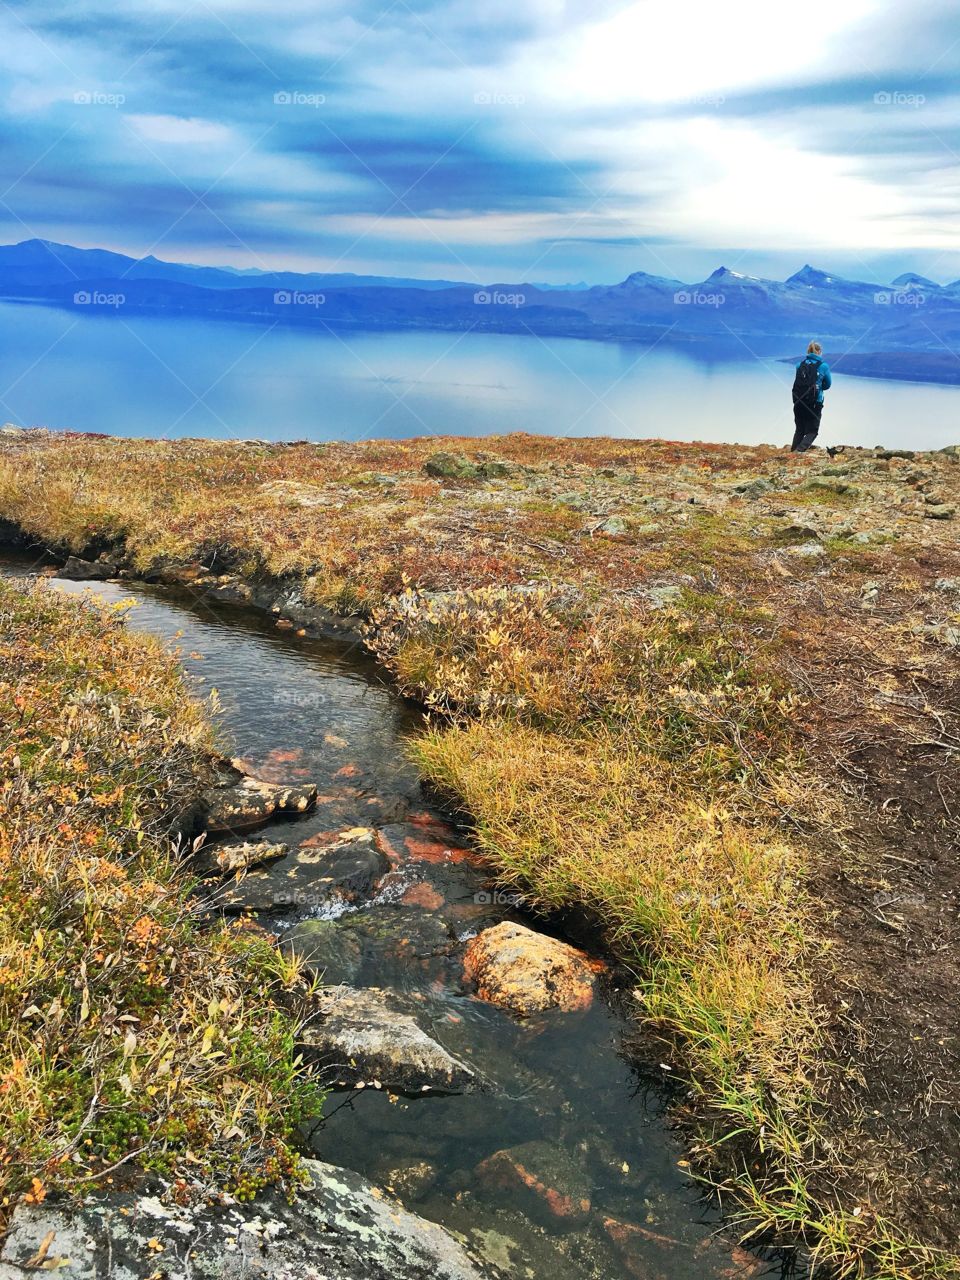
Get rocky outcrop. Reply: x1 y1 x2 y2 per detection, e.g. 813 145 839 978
201 775 317 835
463 921 597 1016
298 986 476 1093
476 1141 592 1231
58 555 118 580
0 1160 492 1280
217 835 389 915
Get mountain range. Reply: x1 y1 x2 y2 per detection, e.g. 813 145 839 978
2 240 959 382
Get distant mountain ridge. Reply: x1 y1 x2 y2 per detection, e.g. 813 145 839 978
2 240 959 381
0 239 476 292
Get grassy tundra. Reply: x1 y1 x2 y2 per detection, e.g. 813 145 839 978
1 426 959 1277
0 576 317 1218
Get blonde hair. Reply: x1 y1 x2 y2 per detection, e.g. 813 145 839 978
807 340 823 355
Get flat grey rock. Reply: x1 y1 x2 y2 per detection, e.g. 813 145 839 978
202 776 317 836
193 839 289 878
298 986 476 1093
0 1159 492 1280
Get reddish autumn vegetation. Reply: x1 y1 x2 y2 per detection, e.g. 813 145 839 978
0 578 318 1219
1 427 959 1276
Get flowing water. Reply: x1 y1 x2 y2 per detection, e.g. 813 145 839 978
1 556 793 1280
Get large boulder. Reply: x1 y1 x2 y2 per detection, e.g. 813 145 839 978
58 555 118 581
298 986 476 1093
422 451 479 481
476 1140 592 1231
0 1160 492 1280
463 922 597 1016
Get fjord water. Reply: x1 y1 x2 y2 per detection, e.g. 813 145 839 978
1 299 958 449
0 557 787 1280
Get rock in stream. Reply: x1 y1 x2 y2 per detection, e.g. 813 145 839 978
463 921 598 1016
298 986 476 1093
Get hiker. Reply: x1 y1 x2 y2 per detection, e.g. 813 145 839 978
790 341 832 452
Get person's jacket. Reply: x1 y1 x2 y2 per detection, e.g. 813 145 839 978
796 354 832 404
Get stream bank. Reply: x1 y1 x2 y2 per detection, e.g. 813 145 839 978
0 555 784 1280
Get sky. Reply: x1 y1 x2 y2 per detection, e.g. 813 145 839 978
1 0 959 286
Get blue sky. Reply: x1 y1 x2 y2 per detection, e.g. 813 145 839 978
1 0 958 285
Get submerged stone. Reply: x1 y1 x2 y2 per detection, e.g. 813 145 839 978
379 1158 439 1202
281 919 364 984
601 1216 686 1278
476 1140 592 1230
376 823 482 867
341 904 456 959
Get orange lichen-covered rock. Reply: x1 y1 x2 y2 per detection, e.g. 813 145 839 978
476 1140 592 1230
463 921 597 1016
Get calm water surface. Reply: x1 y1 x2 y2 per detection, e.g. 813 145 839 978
0 300 957 450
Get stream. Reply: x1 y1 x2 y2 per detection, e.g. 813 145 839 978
1 557 792 1280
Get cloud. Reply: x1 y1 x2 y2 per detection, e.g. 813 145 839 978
128 114 235 145
0 0 957 283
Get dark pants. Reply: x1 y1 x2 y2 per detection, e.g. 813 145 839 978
791 398 823 451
